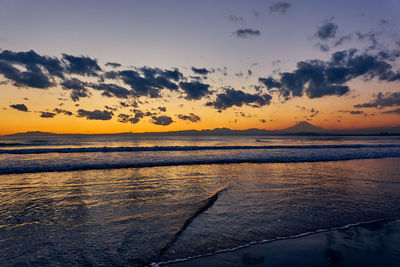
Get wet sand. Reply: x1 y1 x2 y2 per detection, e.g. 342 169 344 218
164 219 400 266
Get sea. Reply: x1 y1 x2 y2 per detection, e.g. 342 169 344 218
0 134 400 266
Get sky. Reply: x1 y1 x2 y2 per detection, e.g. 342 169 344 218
0 0 400 134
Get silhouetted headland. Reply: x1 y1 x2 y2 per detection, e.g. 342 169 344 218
2 121 400 138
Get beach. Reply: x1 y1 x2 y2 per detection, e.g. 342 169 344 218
166 219 400 266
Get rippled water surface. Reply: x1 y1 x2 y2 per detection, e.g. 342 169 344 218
0 136 400 265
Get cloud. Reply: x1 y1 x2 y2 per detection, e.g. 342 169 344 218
111 67 182 98
177 113 201 122
179 81 211 100
382 108 400 114
334 34 352 47
120 101 138 108
117 109 156 124
269 2 291 14
206 88 272 110
62 54 102 76
259 49 400 100
191 67 212 75
105 62 121 68
89 83 132 98
233 28 261 38
151 115 173 126
60 78 90 101
53 108 73 116
10 104 28 112
0 49 62 89
77 109 113 120
354 92 400 108
158 106 167 112
228 15 244 24
117 113 141 124
316 22 338 40
40 111 56 118
0 49 64 77
339 110 364 115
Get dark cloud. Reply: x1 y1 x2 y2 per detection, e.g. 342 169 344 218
356 31 380 50
117 110 147 124
105 106 118 112
354 92 400 108
53 108 73 116
158 106 167 112
77 109 113 120
117 113 141 124
117 113 130 123
318 44 330 52
260 119 266 123
383 108 400 114
307 84 349 98
191 67 212 75
117 109 155 124
0 51 56 89
112 67 182 98
60 78 86 90
177 113 201 123
259 49 400 100
151 115 173 126
233 28 261 38
0 49 64 78
338 110 364 115
334 34 352 47
269 2 291 14
206 88 272 110
179 81 211 100
105 62 121 68
120 101 138 108
40 112 56 118
62 54 102 76
10 104 28 112
316 22 338 40
89 83 132 98
60 78 90 101
258 77 281 89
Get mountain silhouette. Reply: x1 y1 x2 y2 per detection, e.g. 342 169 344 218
279 121 327 133
2 121 400 137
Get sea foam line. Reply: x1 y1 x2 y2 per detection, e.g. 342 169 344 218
1 152 400 174
1 143 400 154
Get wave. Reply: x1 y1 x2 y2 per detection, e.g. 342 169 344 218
154 217 399 266
1 143 400 154
1 149 400 174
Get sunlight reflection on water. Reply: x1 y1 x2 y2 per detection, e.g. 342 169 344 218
0 158 400 265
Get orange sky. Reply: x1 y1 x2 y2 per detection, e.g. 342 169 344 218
1 76 399 135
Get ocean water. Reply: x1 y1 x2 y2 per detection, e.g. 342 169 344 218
0 135 400 265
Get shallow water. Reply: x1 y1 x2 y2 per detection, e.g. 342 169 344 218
1 157 400 265
0 135 400 265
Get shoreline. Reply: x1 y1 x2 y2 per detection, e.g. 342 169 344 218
161 218 400 266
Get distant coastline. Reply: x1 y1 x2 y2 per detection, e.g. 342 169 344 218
2 121 400 137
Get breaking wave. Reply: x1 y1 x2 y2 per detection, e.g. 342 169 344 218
1 143 400 154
